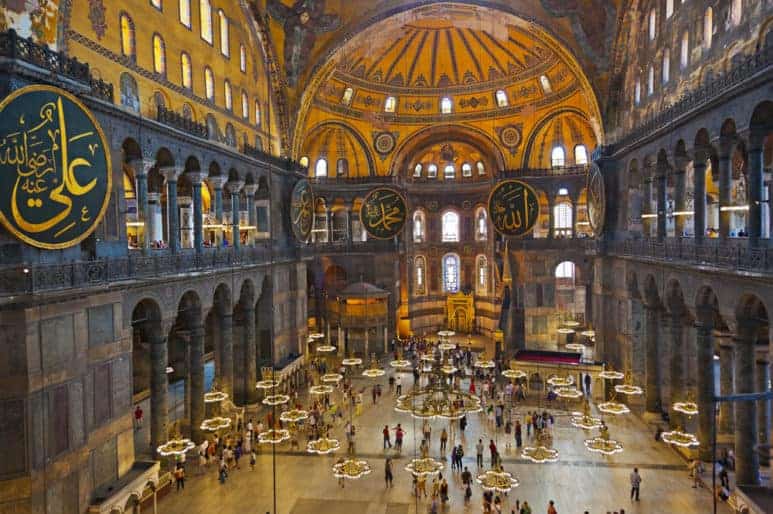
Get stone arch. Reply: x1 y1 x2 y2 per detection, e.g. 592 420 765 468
299 121 376 177
643 273 661 307
750 100 773 132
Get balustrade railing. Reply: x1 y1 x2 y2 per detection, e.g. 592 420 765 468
156 105 208 138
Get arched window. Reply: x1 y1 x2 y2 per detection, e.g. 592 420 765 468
152 34 166 75
666 0 673 18
415 256 427 295
647 65 654 95
427 164 438 178
462 163 472 177
444 164 455 179
440 97 452 114
179 0 191 27
224 80 232 111
120 14 135 58
413 211 426 242
241 92 248 119
254 100 261 126
384 96 397 113
315 159 327 177
442 253 460 293
704 7 713 49
634 79 641 104
648 8 657 40
477 161 486 176
495 90 508 107
225 123 236 147
119 73 140 112
442 211 460 242
206 114 218 141
218 10 229 56
554 201 573 237
153 91 166 109
342 87 353 105
731 0 742 26
555 261 575 279
413 163 423 177
539 75 552 94
551 146 565 168
336 159 348 177
475 208 487 241
662 48 670 83
574 145 588 166
681 31 689 69
200 0 213 44
239 44 247 72
476 255 488 295
204 67 214 100
180 52 192 88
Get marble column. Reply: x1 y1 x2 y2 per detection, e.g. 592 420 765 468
161 167 182 253
189 319 205 443
734 322 760 485
718 339 735 434
656 168 667 241
673 158 687 237
694 314 716 461
669 310 685 409
189 172 205 252
132 159 153 251
149 326 168 451
547 194 556 239
644 304 661 414
570 194 578 238
747 136 764 246
219 311 234 397
693 157 707 243
209 176 227 246
642 176 654 237
244 184 257 247
756 360 770 467
718 150 732 239
228 181 244 249
243 302 258 404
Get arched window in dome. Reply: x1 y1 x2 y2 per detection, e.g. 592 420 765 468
413 163 423 178
241 92 248 119
662 48 670 83
476 255 488 295
495 90 508 107
666 0 673 18
574 145 588 166
731 0 742 26
475 207 487 241
299 156 309 168
384 96 396 113
179 0 191 27
413 211 426 242
224 80 232 111
342 87 354 106
254 100 261 127
204 67 214 101
239 44 246 72
442 211 460 242
440 97 452 114
539 75 552 94
462 163 472 177
315 159 328 177
152 34 166 76
200 0 213 44
414 256 427 295
634 79 641 105
704 7 713 49
477 161 486 176
555 260 575 279
551 146 565 168
119 73 140 112
444 164 455 180
336 159 348 177
120 13 135 58
427 164 438 178
181 52 192 89
442 253 460 293
647 65 654 95
554 201 573 237
648 8 657 40
218 10 229 57
680 32 689 69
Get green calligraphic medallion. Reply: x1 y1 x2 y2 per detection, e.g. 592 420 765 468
0 85 112 249
360 187 407 240
488 180 540 238
290 179 314 242
586 163 606 237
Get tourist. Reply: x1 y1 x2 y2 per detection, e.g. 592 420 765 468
462 466 472 488
384 457 393 488
218 460 228 484
416 474 427 497
372 385 377 405
396 375 402 395
489 439 498 467
383 425 392 449
174 464 185 491
547 500 557 514
393 423 404 452
420 438 429 458
440 477 449 504
423 419 431 442
630 467 641 501
440 427 448 454
520 501 532 514
389 375 395 392
249 448 256 470
134 405 143 430
455 445 465 471
460 415 467 433
719 465 729 488
476 439 484 467
584 373 592 396
525 413 532 437
515 420 523 448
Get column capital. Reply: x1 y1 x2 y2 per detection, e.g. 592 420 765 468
207 175 228 190
243 184 258 196
187 172 206 185
131 158 155 177
159 166 184 182
227 180 245 195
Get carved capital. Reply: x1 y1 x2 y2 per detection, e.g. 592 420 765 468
159 166 184 182
227 180 245 194
243 184 259 196
207 175 228 189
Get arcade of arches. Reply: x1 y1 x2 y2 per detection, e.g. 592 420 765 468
1 1 773 514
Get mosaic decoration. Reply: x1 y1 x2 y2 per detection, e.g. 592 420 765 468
0 85 112 249
487 180 539 238
360 187 407 239
289 179 314 242
586 163 606 237
499 125 522 151
373 132 396 156
88 0 107 40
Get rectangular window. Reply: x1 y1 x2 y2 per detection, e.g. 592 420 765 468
200 0 213 44
179 0 190 27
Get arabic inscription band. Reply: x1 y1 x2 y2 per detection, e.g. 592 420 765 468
487 179 540 238
0 85 112 249
360 187 407 240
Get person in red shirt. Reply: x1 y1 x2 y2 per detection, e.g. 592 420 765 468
134 405 143 430
488 440 498 467
383 425 392 449
547 500 558 514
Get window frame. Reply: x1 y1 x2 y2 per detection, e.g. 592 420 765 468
551 146 566 168
204 67 215 101
119 13 135 59
200 0 213 44
440 97 452 114
441 211 460 243
179 0 191 28
180 52 192 89
442 253 461 293
218 9 230 57
152 33 166 76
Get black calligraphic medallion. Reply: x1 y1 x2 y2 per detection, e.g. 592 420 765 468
487 180 540 238
360 187 407 240
586 163 606 237
289 179 314 242
0 85 112 249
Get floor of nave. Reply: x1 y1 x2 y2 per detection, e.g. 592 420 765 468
157 367 731 514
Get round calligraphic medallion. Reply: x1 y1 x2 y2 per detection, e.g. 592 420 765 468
0 85 112 249
289 179 314 242
360 187 407 240
374 132 396 155
499 125 521 149
487 180 540 238
586 163 606 237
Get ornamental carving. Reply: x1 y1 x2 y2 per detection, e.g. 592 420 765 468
88 0 107 40
372 132 397 157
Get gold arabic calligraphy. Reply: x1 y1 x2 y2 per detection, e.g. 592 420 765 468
489 180 538 236
361 189 406 239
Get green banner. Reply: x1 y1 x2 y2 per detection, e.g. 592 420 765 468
360 187 407 240
488 179 540 237
0 85 112 249
290 179 314 242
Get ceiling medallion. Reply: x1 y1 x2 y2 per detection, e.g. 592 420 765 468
499 125 522 150
373 132 397 157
